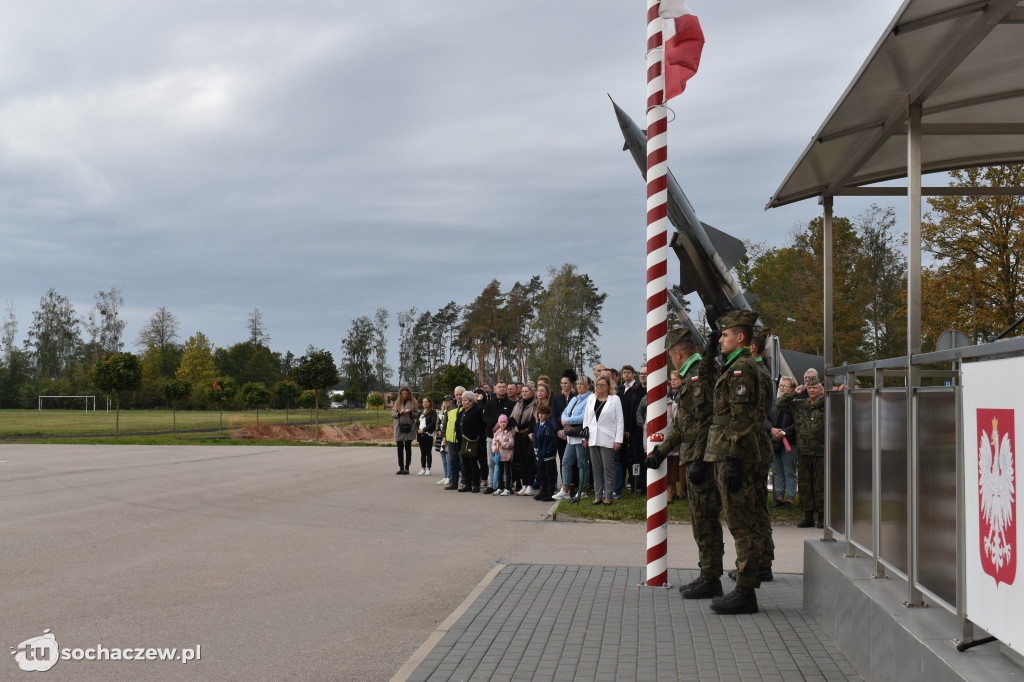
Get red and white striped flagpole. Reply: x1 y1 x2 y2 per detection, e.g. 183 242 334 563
644 0 670 588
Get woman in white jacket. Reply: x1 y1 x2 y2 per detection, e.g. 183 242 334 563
582 375 624 505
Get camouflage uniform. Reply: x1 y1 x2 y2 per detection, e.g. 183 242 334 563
661 351 721 580
706 345 765 589
752 357 774 571
776 390 825 515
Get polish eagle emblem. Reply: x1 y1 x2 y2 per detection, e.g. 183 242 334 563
978 410 1016 585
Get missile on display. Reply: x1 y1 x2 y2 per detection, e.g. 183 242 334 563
610 96 756 329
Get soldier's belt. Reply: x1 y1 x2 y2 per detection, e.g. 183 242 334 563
712 415 731 426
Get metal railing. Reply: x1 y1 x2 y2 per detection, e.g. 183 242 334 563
823 335 1024 641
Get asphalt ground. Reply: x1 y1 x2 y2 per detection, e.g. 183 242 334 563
1 445 811 681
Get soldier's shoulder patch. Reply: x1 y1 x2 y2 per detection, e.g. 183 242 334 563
691 375 699 382
732 370 743 376
736 385 747 395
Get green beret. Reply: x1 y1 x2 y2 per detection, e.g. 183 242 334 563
666 327 692 349
716 309 759 330
806 375 821 386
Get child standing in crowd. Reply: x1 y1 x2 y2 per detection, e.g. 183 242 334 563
533 404 558 501
493 414 516 495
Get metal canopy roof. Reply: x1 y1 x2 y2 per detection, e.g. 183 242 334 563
767 0 1024 209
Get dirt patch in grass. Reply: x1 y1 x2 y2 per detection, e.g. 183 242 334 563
233 422 395 443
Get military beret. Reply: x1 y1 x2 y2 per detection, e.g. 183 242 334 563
716 309 759 330
666 327 693 349
806 375 821 386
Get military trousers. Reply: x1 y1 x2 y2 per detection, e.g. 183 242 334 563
714 459 766 589
755 460 775 569
686 461 723 580
798 454 825 515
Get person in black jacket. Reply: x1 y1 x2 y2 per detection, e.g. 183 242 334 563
482 382 516 494
456 392 484 493
768 376 798 505
619 365 646 493
416 397 438 476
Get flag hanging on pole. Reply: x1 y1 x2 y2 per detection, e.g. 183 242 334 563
659 0 704 101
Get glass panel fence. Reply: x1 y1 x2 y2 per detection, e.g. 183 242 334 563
916 388 957 607
879 389 908 574
828 391 845 536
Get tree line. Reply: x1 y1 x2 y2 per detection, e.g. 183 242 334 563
383 263 607 395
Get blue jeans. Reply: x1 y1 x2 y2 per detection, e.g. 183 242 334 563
562 442 585 490
772 446 797 500
447 443 463 486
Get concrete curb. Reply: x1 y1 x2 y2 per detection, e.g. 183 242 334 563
389 562 507 682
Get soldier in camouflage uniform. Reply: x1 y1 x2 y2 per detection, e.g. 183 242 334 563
776 374 826 528
646 327 722 599
750 338 775 579
705 310 764 615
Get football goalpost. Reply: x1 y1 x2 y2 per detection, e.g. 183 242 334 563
38 395 97 414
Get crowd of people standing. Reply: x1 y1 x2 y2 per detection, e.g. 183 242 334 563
388 319 826 616
388 364 652 504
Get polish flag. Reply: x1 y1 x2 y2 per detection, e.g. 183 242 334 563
659 0 704 101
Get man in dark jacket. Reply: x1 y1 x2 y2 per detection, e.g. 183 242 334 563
768 376 797 505
619 364 647 494
482 382 516 493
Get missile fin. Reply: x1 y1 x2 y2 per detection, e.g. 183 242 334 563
702 222 747 270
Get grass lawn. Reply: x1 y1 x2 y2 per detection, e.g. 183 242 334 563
554 488 808 525
0 408 391 438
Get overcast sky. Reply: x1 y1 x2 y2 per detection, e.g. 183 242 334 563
0 1 910 376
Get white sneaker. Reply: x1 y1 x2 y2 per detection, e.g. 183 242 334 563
553 490 569 500
523 486 535 495
424 469 431 476
417 469 426 476
500 489 511 496
492 488 502 496
437 477 447 485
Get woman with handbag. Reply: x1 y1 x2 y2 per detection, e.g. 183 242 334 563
391 385 419 475
554 376 592 500
456 391 483 492
582 376 624 505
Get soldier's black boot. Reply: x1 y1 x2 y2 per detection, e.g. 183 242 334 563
678 574 705 593
680 575 724 600
710 586 758 614
727 570 736 581
797 511 815 528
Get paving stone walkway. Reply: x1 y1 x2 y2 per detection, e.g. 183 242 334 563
405 564 862 682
